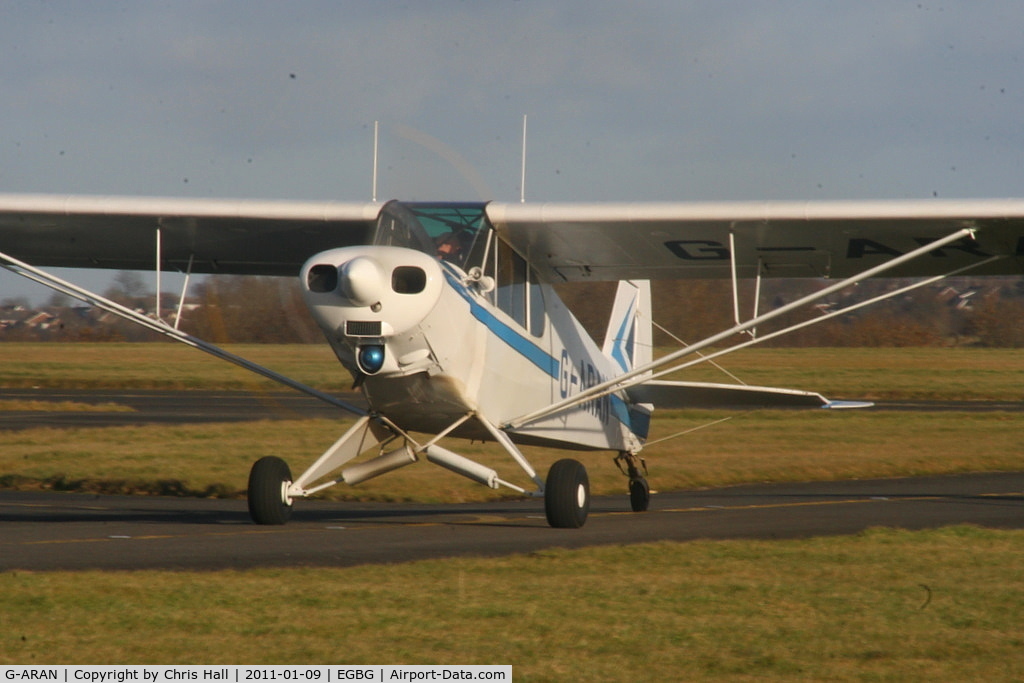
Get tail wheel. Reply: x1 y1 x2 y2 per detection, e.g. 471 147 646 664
544 459 590 529
629 476 651 512
615 453 650 513
248 456 294 525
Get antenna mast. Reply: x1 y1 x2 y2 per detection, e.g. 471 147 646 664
371 120 379 202
520 114 527 203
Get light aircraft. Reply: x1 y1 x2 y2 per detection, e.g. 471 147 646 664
2 194 1024 527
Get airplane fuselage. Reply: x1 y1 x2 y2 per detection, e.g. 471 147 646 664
299 202 648 453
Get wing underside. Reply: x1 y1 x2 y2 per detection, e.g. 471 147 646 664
3 194 1024 282
0 194 381 276
487 199 1024 282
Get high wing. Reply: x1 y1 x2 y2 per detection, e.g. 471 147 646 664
487 199 1024 282
4 194 1024 282
0 194 380 276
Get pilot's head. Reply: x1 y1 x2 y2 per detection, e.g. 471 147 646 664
435 233 462 261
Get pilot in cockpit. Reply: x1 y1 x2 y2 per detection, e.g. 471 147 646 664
435 232 464 264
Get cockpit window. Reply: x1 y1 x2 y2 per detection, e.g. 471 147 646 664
373 202 546 337
372 202 435 254
372 202 489 270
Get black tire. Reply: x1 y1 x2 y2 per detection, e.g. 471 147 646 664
629 477 650 512
248 456 294 525
544 459 590 528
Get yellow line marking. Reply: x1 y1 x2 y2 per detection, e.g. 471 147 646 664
6 490 1019 549
19 528 291 546
0 501 110 511
660 497 936 514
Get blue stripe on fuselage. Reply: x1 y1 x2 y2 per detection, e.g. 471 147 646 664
442 267 640 434
443 269 559 378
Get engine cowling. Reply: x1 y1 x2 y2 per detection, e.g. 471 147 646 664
300 246 444 376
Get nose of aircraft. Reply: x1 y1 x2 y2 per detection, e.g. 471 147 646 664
339 256 385 307
300 245 444 343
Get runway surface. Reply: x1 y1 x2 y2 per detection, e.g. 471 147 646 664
1 389 1022 571
2 472 1021 571
3 388 1024 431
0 388 352 429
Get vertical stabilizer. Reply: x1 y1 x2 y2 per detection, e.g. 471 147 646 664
602 280 652 377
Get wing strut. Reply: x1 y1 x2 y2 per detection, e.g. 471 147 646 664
155 227 162 322
0 249 368 417
730 232 764 337
637 253 1004 388
507 227 984 429
173 253 195 330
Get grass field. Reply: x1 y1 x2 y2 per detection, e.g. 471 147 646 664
3 342 1024 400
1 344 1023 499
2 409 1023 502
2 527 1022 679
1 343 1022 677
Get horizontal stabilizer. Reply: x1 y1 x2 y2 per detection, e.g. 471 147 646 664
627 380 871 410
821 400 875 410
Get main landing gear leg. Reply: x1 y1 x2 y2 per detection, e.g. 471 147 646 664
615 453 650 512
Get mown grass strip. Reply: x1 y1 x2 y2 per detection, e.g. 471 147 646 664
0 342 342 391
2 526 1022 680
1 408 1023 502
3 343 1024 400
0 400 134 412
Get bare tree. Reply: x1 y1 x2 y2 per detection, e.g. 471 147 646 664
184 275 322 343
104 270 151 309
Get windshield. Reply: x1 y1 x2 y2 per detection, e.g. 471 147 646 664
372 201 490 270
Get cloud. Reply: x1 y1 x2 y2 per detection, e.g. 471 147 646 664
1 1 1023 203
3 1 1024 303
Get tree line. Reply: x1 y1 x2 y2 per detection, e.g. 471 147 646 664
3 271 1024 347
557 275 1024 348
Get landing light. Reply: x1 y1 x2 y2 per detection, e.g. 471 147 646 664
357 344 386 375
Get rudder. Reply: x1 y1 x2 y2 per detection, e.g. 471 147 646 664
602 280 652 377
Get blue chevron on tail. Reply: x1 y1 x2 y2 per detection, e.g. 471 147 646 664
602 280 652 377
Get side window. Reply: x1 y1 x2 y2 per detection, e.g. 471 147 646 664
486 239 545 337
494 241 527 328
528 271 545 337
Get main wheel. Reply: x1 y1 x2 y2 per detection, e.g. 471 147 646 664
629 477 650 512
544 459 590 528
248 456 294 525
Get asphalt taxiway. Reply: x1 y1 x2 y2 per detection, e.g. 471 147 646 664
0 388 352 429
2 472 1021 571
2 389 1023 432
1 389 1021 571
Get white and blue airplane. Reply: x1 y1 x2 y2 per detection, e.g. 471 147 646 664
1 195 1024 527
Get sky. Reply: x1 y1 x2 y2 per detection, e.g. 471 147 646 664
2 1 1024 303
